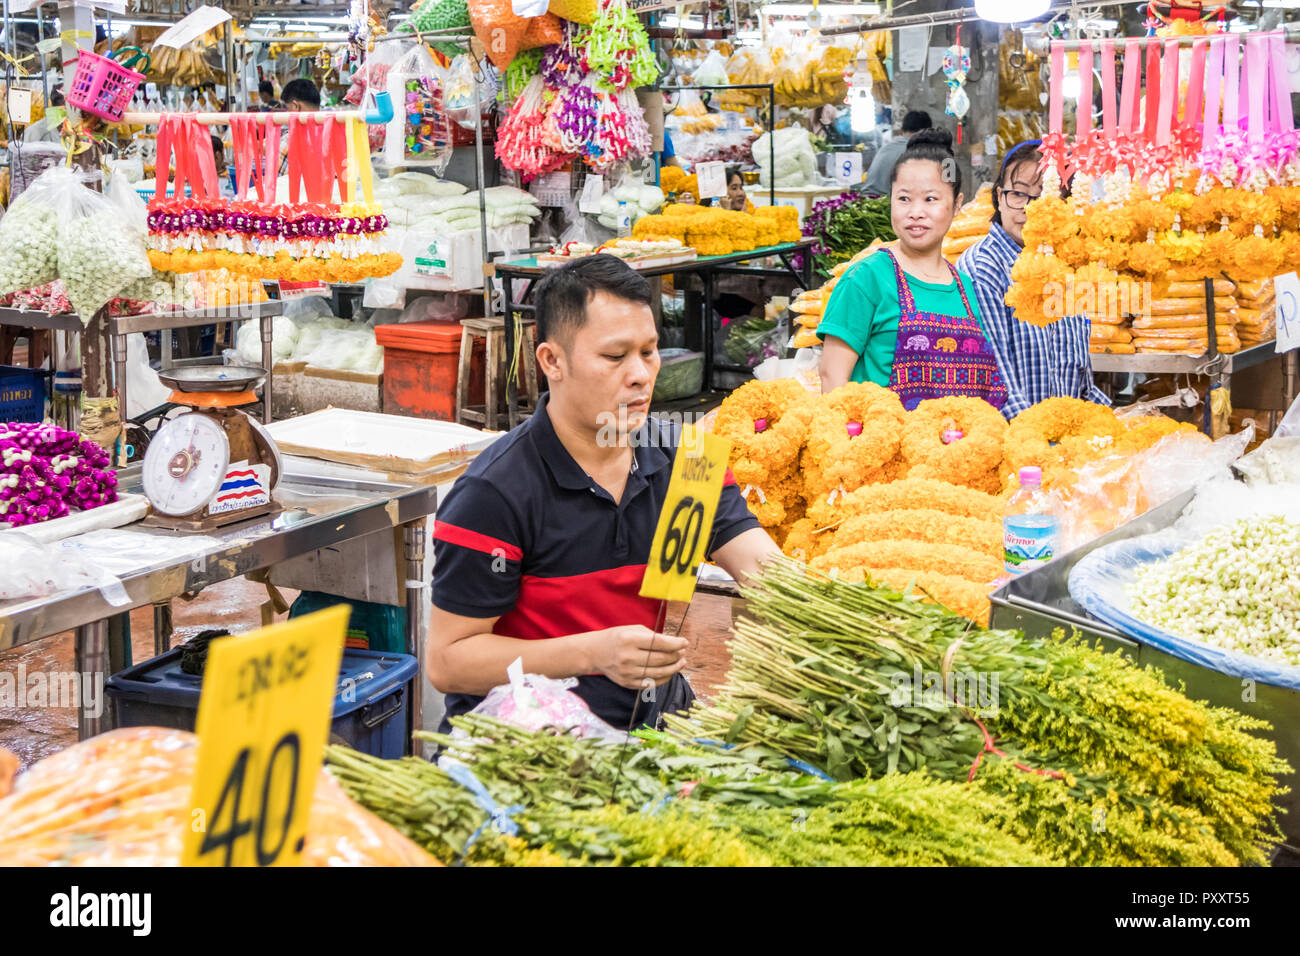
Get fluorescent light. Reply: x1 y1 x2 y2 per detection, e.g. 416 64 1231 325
660 14 705 28
974 0 1050 23
1260 0 1300 8
850 87 875 133
761 3 882 17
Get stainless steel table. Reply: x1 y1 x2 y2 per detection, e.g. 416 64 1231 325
0 462 436 746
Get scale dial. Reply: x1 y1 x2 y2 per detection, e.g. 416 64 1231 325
142 412 231 517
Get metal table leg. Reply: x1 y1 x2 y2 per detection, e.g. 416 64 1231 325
702 268 716 392
403 517 428 755
260 309 273 424
503 275 517 429
75 619 109 740
112 331 128 438
154 602 173 655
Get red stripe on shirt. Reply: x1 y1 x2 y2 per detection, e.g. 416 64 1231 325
495 564 660 641
433 520 523 562
723 468 737 487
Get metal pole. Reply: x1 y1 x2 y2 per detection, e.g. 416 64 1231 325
767 82 775 209
153 602 173 655
75 619 109 739
36 4 47 104
223 19 236 111
403 517 428 756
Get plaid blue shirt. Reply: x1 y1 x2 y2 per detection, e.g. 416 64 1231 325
958 223 1111 419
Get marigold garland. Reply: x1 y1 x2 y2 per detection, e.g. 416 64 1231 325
804 382 905 499
1002 397 1126 484
899 397 1007 491
712 379 815 486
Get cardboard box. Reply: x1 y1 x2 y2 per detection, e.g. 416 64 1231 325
298 366 383 414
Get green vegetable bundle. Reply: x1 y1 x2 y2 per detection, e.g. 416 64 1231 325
667 559 1290 866
328 723 1055 866
801 193 894 281
409 0 472 56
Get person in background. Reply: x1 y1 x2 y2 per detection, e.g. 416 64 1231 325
280 78 321 112
662 129 684 169
957 140 1109 419
211 133 236 198
862 109 931 198
817 129 1006 411
256 79 280 111
716 166 754 213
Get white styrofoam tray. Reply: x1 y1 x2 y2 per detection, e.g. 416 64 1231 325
266 409 501 472
0 493 150 543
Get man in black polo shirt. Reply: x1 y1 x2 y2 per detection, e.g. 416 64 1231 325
428 256 779 732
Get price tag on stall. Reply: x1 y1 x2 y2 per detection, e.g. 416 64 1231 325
833 152 863 185
640 425 732 603
578 174 605 214
696 161 727 200
277 280 331 299
181 607 348 867
1274 271 1300 354
6 89 32 125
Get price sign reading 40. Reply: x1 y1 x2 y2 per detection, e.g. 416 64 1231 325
181 607 348 867
640 424 732 603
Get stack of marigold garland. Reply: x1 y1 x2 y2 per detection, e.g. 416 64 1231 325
326 562 1290 867
713 382 1202 623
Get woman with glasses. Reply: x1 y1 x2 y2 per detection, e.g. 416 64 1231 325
957 140 1109 418
817 129 1007 411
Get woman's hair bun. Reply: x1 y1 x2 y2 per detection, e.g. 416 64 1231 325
906 127 954 153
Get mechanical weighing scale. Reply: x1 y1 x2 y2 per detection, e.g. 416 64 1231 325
141 365 282 531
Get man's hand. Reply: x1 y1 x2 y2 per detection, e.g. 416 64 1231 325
586 625 687 689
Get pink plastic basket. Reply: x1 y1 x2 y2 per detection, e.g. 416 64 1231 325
67 49 145 122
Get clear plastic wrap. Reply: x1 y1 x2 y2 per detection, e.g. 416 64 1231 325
384 45 453 173
0 728 438 866
0 166 61 294
0 533 106 601
1137 424 1253 511
468 659 626 741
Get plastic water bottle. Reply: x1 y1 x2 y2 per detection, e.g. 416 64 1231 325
1003 466 1058 576
617 201 632 237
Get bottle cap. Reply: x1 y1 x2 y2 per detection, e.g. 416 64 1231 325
1019 465 1042 486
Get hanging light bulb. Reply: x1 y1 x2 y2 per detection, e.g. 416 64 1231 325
973 0 1050 23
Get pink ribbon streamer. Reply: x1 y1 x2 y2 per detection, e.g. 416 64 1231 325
1270 31 1293 135
1156 39 1179 146
1079 41 1094 136
1222 35 1240 133
1246 33 1265 144
1100 39 1117 137
1203 35 1225 151
1144 38 1162 144
1185 38 1207 144
1049 41 1064 135
1120 38 1141 135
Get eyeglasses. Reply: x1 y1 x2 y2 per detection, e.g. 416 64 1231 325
999 187 1041 210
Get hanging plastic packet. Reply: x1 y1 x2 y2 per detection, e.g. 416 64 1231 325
385 44 453 173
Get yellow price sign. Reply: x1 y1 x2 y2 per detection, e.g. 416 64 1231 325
181 607 348 867
640 425 732 603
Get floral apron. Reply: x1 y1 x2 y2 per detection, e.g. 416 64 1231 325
884 249 1008 411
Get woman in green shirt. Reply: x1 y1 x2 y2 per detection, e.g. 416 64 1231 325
817 129 1008 411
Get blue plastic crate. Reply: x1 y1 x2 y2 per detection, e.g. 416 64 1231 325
106 646 419 758
0 365 45 422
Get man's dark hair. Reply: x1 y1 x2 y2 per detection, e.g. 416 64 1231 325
901 110 931 134
259 79 276 100
890 127 960 199
280 78 321 108
534 255 651 346
992 140 1043 227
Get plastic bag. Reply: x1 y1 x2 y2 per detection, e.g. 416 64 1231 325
548 0 597 24
236 314 298 365
38 167 152 320
8 141 65 201
469 0 529 70
0 166 61 294
125 332 169 418
107 170 150 239
385 44 453 172
693 49 730 87
1137 424 1253 513
0 728 438 866
468 659 626 741
0 533 105 600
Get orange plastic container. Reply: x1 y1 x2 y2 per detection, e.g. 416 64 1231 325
375 320 483 421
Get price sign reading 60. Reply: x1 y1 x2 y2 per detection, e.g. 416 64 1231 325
641 425 732 603
181 607 347 867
